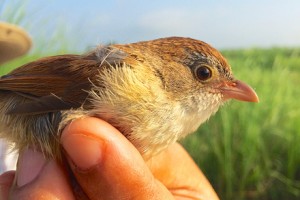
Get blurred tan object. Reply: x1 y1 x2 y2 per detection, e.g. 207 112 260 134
0 22 31 173
0 21 31 65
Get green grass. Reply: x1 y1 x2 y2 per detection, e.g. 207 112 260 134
182 48 300 200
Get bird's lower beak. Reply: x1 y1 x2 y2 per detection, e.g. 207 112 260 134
220 80 259 102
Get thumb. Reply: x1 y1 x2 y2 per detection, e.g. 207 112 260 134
61 117 173 200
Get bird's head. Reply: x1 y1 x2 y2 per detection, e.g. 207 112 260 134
135 37 259 104
119 37 259 127
112 37 258 127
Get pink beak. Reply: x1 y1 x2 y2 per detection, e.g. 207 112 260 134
220 80 259 102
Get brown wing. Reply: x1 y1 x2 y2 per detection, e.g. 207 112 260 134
0 53 102 114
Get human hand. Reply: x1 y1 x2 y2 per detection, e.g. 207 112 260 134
0 117 219 200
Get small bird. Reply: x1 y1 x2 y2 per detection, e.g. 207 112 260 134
0 37 258 160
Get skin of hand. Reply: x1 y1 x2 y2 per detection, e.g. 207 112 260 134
0 117 219 200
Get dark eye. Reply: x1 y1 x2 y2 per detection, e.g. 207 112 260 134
195 65 212 81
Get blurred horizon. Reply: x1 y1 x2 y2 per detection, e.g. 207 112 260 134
1 0 300 51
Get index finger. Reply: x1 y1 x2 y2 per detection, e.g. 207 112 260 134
147 143 220 200
0 171 15 200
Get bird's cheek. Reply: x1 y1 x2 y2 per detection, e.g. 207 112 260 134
219 80 259 102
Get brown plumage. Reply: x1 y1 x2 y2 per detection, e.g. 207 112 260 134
0 37 258 160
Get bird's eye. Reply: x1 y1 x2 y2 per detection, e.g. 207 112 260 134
195 65 212 81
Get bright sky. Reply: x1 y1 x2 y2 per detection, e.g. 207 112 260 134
2 0 300 50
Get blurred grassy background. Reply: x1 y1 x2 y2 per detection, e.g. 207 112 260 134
1 1 300 200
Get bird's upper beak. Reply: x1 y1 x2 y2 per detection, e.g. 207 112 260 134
219 80 259 102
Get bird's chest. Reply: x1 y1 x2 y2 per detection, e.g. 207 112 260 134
127 99 208 158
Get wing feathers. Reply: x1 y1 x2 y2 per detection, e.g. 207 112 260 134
0 54 101 115
7 94 74 115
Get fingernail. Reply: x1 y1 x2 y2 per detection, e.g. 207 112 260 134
17 148 46 187
62 134 105 170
